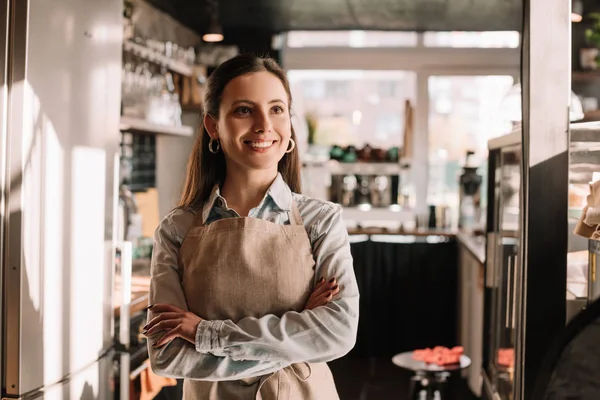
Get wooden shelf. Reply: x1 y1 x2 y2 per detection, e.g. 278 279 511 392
572 70 600 82
181 104 203 113
119 116 194 137
582 110 600 122
123 40 193 77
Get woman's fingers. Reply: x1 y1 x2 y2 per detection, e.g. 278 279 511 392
153 326 182 347
144 312 181 331
313 284 339 303
305 284 340 310
310 277 337 298
145 319 179 336
147 303 184 314
303 276 339 310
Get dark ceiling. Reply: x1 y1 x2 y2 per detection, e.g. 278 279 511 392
146 0 523 35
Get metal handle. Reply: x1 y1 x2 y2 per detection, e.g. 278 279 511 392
505 254 514 329
511 254 519 329
485 232 497 288
117 241 133 400
589 251 598 302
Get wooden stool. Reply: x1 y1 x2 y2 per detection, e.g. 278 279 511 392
392 352 471 400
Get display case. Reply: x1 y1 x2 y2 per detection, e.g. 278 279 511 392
482 122 600 400
483 131 521 400
569 121 600 306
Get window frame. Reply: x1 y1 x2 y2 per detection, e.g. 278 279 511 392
280 32 520 211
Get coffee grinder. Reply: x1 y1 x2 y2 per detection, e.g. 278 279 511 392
458 150 483 232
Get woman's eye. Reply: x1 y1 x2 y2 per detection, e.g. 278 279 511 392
235 106 251 115
272 106 284 114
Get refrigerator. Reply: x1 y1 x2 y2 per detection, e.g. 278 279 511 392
1 0 124 399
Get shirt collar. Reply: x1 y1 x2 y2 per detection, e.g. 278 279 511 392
201 173 293 223
266 173 293 212
201 184 222 224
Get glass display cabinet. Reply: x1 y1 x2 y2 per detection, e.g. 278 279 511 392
482 121 600 400
569 121 600 308
483 130 521 400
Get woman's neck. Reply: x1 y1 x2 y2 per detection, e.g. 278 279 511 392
220 167 278 217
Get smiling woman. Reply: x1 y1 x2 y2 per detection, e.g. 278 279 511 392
204 71 295 178
145 54 359 400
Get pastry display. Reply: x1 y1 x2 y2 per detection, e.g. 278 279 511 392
497 348 515 369
412 346 464 366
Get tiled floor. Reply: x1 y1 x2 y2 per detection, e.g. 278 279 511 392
329 357 479 400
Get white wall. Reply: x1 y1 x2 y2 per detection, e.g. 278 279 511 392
156 113 200 218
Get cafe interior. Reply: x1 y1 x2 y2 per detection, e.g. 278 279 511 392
3 0 600 399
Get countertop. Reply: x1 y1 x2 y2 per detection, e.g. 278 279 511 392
456 232 486 264
114 274 151 317
114 258 152 317
347 227 457 237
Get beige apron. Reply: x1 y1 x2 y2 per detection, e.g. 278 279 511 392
178 202 340 400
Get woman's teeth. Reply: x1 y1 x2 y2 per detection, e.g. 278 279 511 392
248 141 274 149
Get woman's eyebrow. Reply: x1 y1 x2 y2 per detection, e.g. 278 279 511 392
231 99 255 106
230 99 286 106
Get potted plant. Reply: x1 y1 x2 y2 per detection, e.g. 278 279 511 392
305 112 318 145
582 13 600 70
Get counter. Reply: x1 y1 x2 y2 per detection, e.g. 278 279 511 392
114 275 151 317
114 258 151 317
348 227 457 237
455 232 486 396
349 233 459 358
456 232 486 264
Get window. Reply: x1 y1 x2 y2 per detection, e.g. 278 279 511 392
302 81 325 99
375 113 403 142
325 80 350 98
286 30 418 48
288 70 416 149
378 80 398 98
423 31 520 48
427 75 515 209
283 30 520 209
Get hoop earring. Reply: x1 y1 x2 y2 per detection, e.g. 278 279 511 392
285 138 295 154
208 138 220 154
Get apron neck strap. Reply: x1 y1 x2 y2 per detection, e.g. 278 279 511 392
195 201 303 226
289 201 304 226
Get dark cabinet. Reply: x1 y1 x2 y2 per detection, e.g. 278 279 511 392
349 236 458 358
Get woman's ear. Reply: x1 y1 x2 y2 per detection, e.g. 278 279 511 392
204 114 218 139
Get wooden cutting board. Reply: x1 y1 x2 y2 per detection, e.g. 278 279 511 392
134 188 160 238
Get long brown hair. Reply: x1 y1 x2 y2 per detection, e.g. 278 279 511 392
178 54 302 209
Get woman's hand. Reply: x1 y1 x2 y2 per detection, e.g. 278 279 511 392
304 277 340 311
143 304 203 347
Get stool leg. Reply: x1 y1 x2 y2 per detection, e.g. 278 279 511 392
408 374 420 399
432 372 449 400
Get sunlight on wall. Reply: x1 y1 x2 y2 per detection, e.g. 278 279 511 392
43 115 65 386
70 146 106 372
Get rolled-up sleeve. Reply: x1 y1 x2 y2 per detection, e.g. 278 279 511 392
196 204 359 364
147 210 286 380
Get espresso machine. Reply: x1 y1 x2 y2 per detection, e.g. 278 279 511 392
330 173 398 208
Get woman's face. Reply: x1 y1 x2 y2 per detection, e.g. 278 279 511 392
206 71 292 173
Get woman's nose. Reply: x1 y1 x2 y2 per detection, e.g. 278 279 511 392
253 110 273 133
